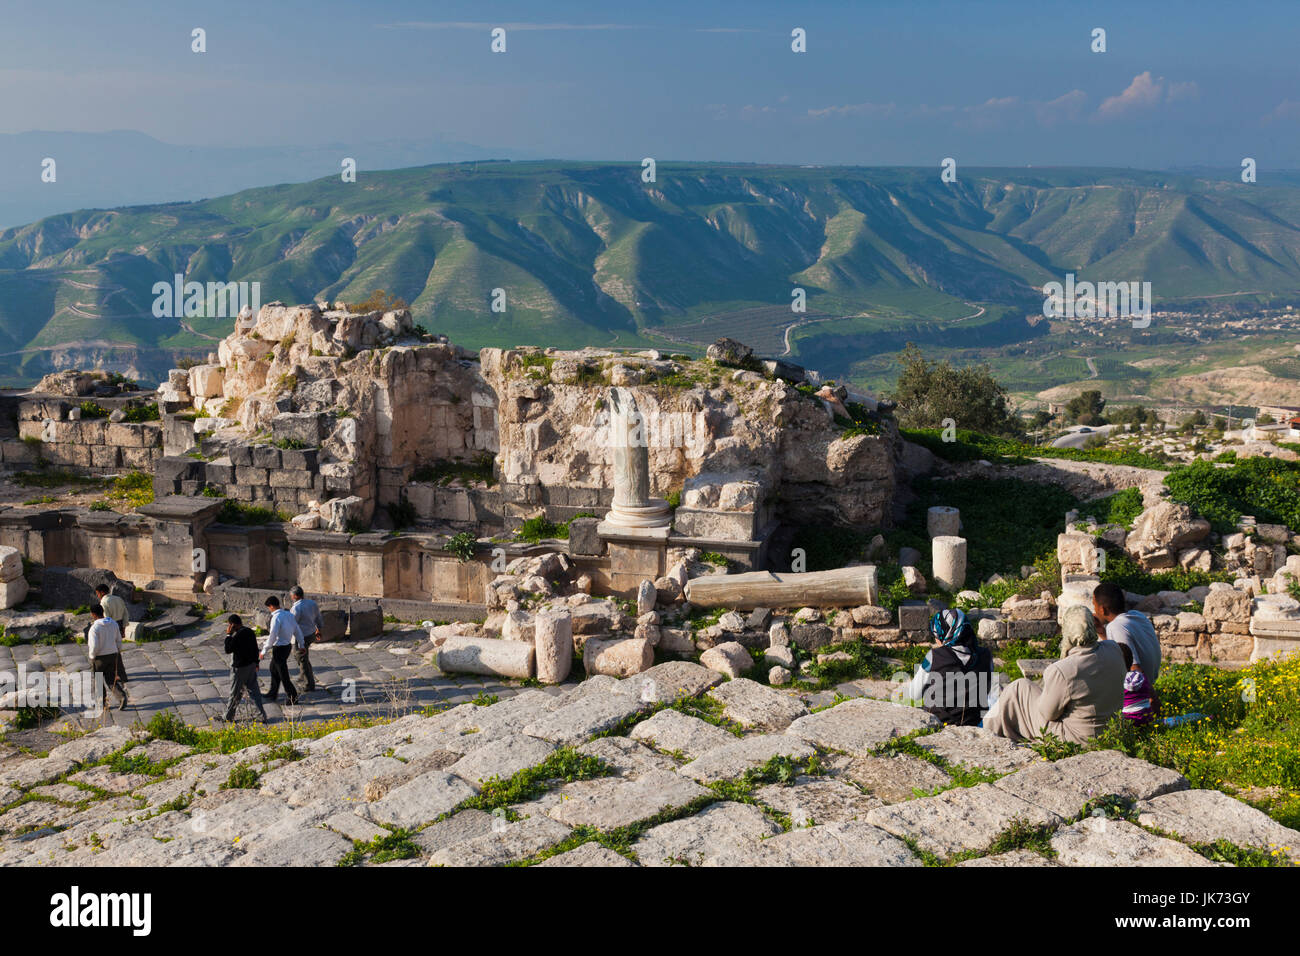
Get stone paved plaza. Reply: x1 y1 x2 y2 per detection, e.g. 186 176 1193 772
0 624 518 729
1 660 1295 868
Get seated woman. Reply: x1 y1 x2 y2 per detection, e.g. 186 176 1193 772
984 603 1125 744
903 608 993 726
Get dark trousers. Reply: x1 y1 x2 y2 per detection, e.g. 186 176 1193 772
266 644 298 703
294 634 316 691
91 654 127 707
225 663 266 720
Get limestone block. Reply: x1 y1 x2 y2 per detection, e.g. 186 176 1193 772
699 641 753 678
926 506 961 538
584 637 654 677
931 535 966 592
534 610 573 684
188 364 225 399
437 636 535 679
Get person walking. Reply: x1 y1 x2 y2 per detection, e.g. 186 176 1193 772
93 584 130 687
289 586 322 693
94 584 128 630
260 596 301 705
221 614 267 723
87 604 128 712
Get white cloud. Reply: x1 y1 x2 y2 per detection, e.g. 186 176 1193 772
1097 72 1197 119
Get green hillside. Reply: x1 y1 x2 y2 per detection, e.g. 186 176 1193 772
3 161 1300 386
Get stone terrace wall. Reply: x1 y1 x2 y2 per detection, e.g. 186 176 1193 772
1 395 163 474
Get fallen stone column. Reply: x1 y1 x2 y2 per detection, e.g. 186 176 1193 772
931 536 967 592
437 635 535 679
684 566 878 610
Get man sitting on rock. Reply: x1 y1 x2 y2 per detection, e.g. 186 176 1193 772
984 604 1124 744
1091 581 1161 682
902 609 994 726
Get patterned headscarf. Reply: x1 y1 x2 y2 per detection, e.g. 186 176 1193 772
930 608 974 648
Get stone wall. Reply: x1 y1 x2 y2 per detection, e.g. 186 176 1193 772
1 395 163 474
481 346 899 540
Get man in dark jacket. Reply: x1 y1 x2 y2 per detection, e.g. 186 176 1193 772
221 614 267 723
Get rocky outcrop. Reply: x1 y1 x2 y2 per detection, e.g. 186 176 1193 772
481 346 899 537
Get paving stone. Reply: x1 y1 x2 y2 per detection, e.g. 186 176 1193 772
232 826 353 867
536 842 637 867
413 809 498 855
548 770 709 830
0 754 78 789
785 697 939 755
707 678 808 731
84 834 244 867
632 801 782 867
754 777 882 824
0 799 78 833
834 679 904 701
704 821 921 866
576 736 678 777
364 771 477 828
521 692 648 745
1136 789 1300 861
31 783 85 803
629 708 737 760
956 849 1059 867
679 734 815 784
914 725 1038 774
260 753 406 808
993 750 1189 820
866 783 1063 859
838 754 951 803
428 814 571 867
1050 817 1220 867
446 734 556 785
612 661 724 703
58 765 150 795
323 811 389 844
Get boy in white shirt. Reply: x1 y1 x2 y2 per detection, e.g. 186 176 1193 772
87 604 128 711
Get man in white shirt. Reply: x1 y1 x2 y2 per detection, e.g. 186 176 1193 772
87 604 128 711
289 586 322 693
260 595 302 705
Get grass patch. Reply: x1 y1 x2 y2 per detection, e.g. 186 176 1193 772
338 828 422 866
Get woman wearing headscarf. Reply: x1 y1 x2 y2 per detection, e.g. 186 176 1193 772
902 608 994 726
984 603 1125 744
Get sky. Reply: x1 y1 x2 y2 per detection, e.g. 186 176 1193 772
2 0 1299 171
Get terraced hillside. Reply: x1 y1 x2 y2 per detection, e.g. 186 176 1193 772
4 162 1300 386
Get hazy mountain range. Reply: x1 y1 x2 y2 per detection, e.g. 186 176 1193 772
3 159 1300 387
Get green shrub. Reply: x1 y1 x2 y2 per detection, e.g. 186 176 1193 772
1080 487 1145 530
217 500 289 525
120 403 160 423
446 531 477 563
1164 458 1300 533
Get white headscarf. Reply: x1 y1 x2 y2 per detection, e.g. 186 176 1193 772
1059 604 1099 656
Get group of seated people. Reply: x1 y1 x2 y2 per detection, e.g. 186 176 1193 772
903 581 1161 741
